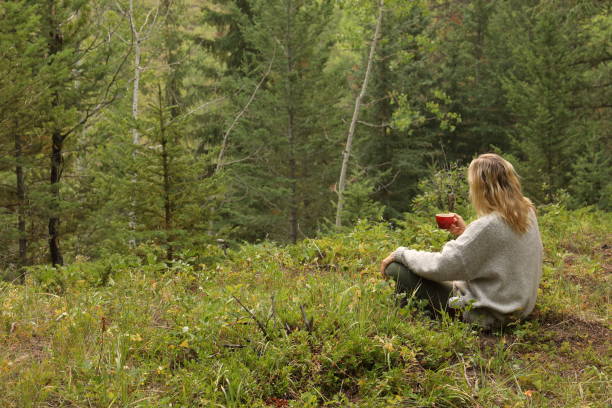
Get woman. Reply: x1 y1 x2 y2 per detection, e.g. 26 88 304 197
380 153 543 329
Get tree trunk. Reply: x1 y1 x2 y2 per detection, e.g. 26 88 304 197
129 0 141 247
335 0 384 227
15 130 27 282
162 0 180 119
49 130 64 266
288 111 298 244
47 1 64 266
130 0 141 146
158 85 173 261
286 0 298 244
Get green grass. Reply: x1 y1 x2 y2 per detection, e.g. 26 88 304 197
1 207 610 407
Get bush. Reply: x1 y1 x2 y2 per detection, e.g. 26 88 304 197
411 162 473 219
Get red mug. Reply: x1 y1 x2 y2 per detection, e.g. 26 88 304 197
435 213 457 230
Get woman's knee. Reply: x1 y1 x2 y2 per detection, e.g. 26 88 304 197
385 262 419 284
384 261 405 279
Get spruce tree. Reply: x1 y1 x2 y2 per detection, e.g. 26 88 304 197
40 0 126 265
492 0 610 203
220 0 343 242
0 0 47 277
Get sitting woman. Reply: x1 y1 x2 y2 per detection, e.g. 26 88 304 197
380 153 543 329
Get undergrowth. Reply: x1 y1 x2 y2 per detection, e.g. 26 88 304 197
0 206 610 407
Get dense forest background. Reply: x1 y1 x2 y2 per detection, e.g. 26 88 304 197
1 0 610 275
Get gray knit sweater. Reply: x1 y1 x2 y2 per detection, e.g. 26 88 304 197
392 210 543 327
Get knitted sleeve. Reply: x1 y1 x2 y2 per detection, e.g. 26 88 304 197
392 215 496 282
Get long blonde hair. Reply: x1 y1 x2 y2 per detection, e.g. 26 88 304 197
468 153 534 234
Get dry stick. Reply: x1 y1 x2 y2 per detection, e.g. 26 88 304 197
231 295 270 340
97 316 107 373
300 304 314 333
265 295 276 329
215 48 277 174
335 0 384 227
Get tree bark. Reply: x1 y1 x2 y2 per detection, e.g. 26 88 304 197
14 129 27 282
162 0 180 119
49 130 64 266
158 85 173 261
129 0 142 247
47 0 64 266
130 0 141 146
335 0 384 227
286 0 298 244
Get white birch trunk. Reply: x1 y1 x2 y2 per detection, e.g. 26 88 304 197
335 0 384 227
128 0 140 247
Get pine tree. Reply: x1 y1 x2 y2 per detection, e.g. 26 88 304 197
433 0 512 159
220 0 343 242
490 0 593 202
0 0 47 278
201 0 256 75
40 0 126 265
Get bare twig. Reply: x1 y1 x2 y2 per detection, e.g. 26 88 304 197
356 120 390 128
300 304 314 333
222 343 246 349
231 295 269 340
215 48 277 174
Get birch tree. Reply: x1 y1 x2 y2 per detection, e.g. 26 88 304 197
335 0 384 227
115 0 161 245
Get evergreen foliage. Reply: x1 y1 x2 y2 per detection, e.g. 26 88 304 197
0 0 610 270
218 0 343 243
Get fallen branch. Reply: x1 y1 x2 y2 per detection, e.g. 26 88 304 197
232 295 270 340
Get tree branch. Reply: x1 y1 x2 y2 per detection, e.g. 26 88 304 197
232 295 270 340
215 47 276 174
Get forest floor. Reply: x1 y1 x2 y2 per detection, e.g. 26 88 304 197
0 207 610 407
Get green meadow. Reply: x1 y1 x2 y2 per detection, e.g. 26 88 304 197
1 206 609 407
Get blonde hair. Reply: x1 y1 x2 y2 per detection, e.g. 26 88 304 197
468 153 534 234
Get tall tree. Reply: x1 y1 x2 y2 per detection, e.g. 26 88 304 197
491 0 610 203
220 0 343 242
41 0 126 265
335 0 384 227
201 0 256 75
0 1 47 279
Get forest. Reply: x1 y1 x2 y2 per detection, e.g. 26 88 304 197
1 0 610 272
0 0 610 407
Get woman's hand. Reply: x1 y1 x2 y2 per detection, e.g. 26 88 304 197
380 253 395 279
448 213 466 237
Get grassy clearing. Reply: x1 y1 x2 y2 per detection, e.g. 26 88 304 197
1 207 610 407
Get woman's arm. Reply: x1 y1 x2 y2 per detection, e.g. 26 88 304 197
384 214 496 282
380 253 395 278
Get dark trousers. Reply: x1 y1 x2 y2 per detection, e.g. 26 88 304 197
384 262 453 312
